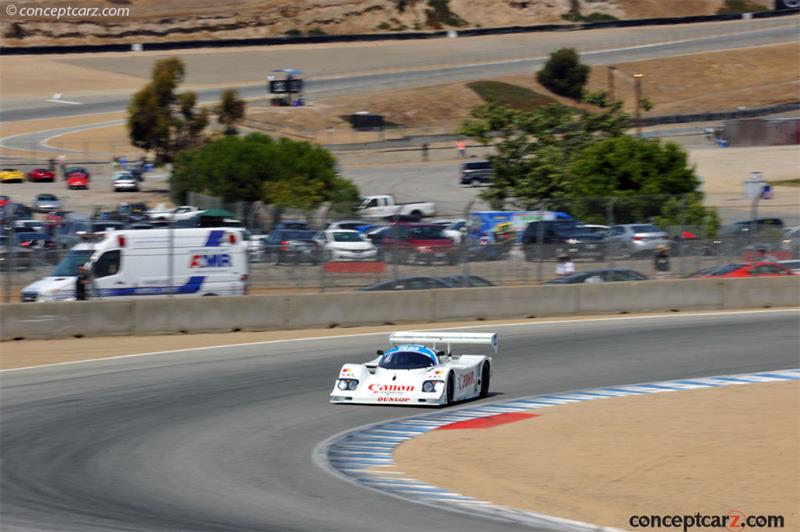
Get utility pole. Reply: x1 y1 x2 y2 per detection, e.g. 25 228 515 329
633 73 643 138
607 66 616 102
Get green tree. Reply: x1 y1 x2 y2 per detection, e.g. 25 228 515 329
127 57 206 163
459 91 627 209
170 133 360 209
536 48 589 101
459 93 716 230
216 88 247 135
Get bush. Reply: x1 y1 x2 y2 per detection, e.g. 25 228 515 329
284 29 302 37
536 48 589 101
308 27 327 36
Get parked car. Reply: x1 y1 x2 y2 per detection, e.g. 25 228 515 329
522 220 605 261
27 168 56 182
605 224 669 258
379 223 458 265
55 219 125 249
578 224 610 237
0 168 25 183
438 275 495 287
459 160 492 186
32 193 60 213
66 173 89 190
778 259 800 274
273 220 310 231
112 171 140 192
358 276 452 291
0 195 9 208
357 194 436 220
325 220 368 231
65 166 91 179
687 262 794 278
546 268 649 284
262 229 318 264
314 229 379 262
117 202 149 223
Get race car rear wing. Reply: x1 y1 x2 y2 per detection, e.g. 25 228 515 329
389 331 498 354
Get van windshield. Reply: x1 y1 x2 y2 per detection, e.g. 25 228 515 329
51 250 94 277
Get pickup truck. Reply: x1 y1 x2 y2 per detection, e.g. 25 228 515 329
357 195 436 220
147 205 202 221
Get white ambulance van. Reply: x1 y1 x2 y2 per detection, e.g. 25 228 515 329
21 227 248 302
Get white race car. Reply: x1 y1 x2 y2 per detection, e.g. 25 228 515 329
330 331 496 406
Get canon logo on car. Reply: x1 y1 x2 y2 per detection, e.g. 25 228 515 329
368 383 414 392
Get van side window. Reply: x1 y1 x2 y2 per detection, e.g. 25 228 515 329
93 250 121 278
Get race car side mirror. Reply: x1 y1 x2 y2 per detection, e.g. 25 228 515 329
376 350 384 355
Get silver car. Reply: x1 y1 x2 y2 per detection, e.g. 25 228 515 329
607 224 669 257
113 171 140 192
32 193 60 213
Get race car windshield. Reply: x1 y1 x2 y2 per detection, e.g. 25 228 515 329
379 351 435 370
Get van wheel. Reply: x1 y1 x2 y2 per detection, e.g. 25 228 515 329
410 210 422 220
480 363 491 398
203 293 217 297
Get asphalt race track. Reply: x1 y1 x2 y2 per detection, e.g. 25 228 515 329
1 310 798 532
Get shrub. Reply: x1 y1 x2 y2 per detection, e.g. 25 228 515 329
536 48 589 101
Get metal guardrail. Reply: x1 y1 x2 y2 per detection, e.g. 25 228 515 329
1 9 797 56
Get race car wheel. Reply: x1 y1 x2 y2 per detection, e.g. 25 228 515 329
445 372 455 406
479 362 491 398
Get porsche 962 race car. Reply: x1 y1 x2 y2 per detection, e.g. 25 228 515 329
330 331 496 406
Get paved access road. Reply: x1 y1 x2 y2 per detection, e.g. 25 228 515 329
1 16 797 123
1 310 797 531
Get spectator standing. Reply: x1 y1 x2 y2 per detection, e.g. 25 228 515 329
75 264 91 301
555 254 575 277
421 143 429 162
57 154 66 180
654 244 670 279
456 139 466 158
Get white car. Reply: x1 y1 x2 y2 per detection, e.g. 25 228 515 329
330 331 496 406
314 229 378 261
112 171 139 192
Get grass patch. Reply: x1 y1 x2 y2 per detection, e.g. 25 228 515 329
717 0 769 14
467 81 557 111
773 178 800 187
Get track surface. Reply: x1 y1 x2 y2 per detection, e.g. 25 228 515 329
1 17 797 123
1 310 798 532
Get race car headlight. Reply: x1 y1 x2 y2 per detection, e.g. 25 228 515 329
422 380 443 393
338 379 359 390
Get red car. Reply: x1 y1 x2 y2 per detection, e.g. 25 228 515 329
0 195 9 208
27 168 55 182
691 262 794 278
379 222 458 265
66 172 89 190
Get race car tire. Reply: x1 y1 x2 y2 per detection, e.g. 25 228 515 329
445 372 455 406
479 362 491 398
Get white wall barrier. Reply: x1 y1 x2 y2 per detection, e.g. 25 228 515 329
1 278 797 341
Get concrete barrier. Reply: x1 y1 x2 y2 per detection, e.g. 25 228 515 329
1 278 797 341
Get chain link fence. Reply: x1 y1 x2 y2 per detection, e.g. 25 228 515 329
4 193 798 302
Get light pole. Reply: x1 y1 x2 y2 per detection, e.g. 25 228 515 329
607 66 616 102
633 73 643 138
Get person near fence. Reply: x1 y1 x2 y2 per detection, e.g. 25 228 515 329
421 142 429 162
456 139 466 158
654 244 670 278
555 254 575 277
75 264 91 301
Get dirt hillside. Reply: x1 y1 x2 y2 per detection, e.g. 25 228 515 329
1 0 773 46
